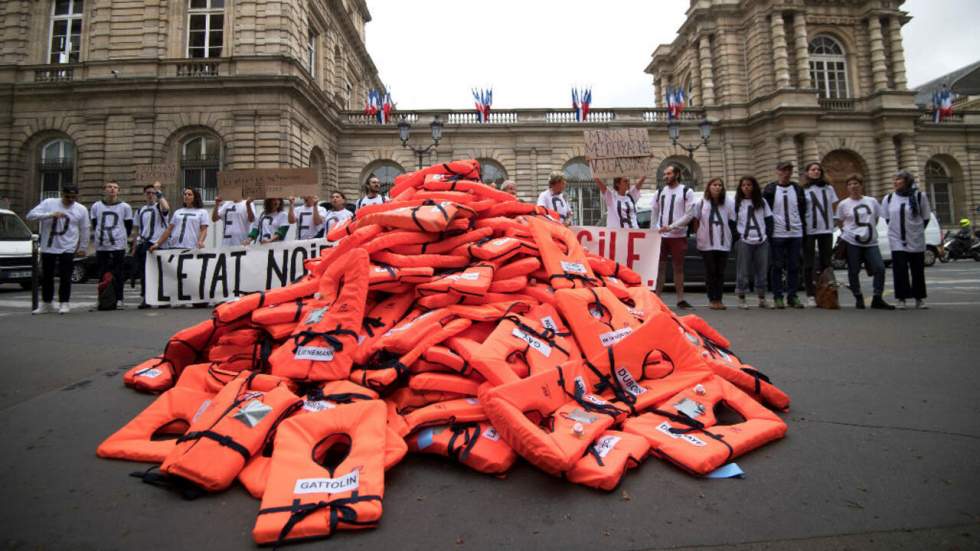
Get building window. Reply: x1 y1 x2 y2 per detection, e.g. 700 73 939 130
563 158 603 226
307 31 317 78
39 139 75 201
188 0 224 59
809 36 849 99
345 80 353 110
181 135 221 202
366 161 405 197
925 159 954 225
477 158 507 186
49 0 84 64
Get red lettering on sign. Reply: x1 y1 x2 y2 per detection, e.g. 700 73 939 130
625 232 644 269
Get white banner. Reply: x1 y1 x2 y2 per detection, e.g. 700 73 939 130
145 239 334 306
573 226 661 288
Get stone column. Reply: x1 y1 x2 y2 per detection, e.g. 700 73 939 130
778 135 797 175
771 12 791 89
888 16 908 91
876 134 899 196
898 134 918 175
802 134 820 167
868 16 889 92
690 45 703 106
793 13 812 89
698 35 716 106
655 77 664 108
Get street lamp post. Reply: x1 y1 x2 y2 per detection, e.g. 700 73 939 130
399 115 444 170
667 117 712 158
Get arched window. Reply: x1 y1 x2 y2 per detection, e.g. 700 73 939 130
309 147 325 188
562 158 603 226
365 161 405 196
39 139 75 200
477 158 507 186
809 35 849 99
925 159 954 225
187 0 224 59
181 134 221 202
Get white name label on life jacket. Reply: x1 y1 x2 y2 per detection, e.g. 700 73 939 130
673 398 706 420
192 399 211 423
599 327 633 347
511 328 552 358
567 408 598 425
614 367 647 397
656 421 706 447
303 400 336 413
139 368 162 379
465 397 480 405
491 238 514 247
483 427 501 441
457 272 481 281
385 310 434 336
295 346 335 362
303 306 329 325
594 435 621 458
540 316 558 332
560 261 588 275
294 470 360 495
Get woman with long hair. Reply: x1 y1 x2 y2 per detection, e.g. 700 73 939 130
835 175 893 310
733 176 773 309
594 175 647 229
881 170 931 309
245 198 290 245
150 188 209 252
802 162 839 307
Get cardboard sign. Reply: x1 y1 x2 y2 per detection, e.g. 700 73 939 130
135 164 178 184
217 168 317 201
584 129 652 180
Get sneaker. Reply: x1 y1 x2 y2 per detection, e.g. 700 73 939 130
788 296 804 309
758 297 770 309
773 297 785 309
871 295 895 310
806 296 817 308
896 299 907 310
915 299 928 309
116 300 125 310
676 300 694 310
58 302 71 315
32 302 55 315
738 296 749 310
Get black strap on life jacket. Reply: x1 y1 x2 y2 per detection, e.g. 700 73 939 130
258 495 382 547
446 422 482 464
740 367 773 396
409 200 450 232
361 316 385 338
647 407 734 466
502 315 570 358
291 327 359 353
129 465 205 500
586 443 606 467
176 430 251 462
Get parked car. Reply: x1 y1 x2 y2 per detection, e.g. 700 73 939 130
72 253 140 284
0 208 34 289
831 212 943 269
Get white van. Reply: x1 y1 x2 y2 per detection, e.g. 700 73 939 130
0 208 35 289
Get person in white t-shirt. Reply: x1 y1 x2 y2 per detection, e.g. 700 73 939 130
536 171 573 225
90 180 134 308
654 164 695 308
291 195 327 240
801 162 839 307
663 177 736 310
762 161 805 309
732 176 774 309
133 182 171 308
835 174 893 310
26 184 89 314
323 191 354 239
882 170 932 309
212 196 255 247
595 175 646 229
245 198 290 245
150 188 210 252
355 175 388 211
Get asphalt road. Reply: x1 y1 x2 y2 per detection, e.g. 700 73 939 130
0 263 978 550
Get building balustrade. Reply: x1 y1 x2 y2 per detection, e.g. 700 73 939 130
345 107 706 127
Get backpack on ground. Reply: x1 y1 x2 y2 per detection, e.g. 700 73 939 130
98 272 117 311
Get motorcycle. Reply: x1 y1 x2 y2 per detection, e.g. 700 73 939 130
940 228 980 262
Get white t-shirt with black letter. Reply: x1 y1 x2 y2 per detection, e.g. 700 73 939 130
294 205 328 240
217 201 254 247
324 208 354 237
537 189 573 225
735 200 772 246
254 211 289 242
690 197 736 252
136 203 169 244
771 185 803 238
804 185 839 235
603 187 641 229
26 198 90 254
167 208 210 249
882 192 932 253
653 185 693 239
836 196 881 247
90 201 133 252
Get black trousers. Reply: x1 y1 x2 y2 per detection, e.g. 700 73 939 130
96 249 126 302
803 233 833 297
892 251 927 300
135 241 151 303
41 252 74 303
701 250 728 302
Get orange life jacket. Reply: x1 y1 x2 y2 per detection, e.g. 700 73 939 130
555 287 641 361
369 263 434 288
371 250 470 270
353 293 416 366
420 177 514 202
566 430 650 491
407 421 517 474
527 216 598 289
387 386 467 414
251 298 313 328
389 227 493 255
586 255 644 286
622 375 787 475
488 275 528 294
416 264 494 298
253 400 387 545
388 159 481 197
494 256 541 280
402 396 487 434
408 372 481 396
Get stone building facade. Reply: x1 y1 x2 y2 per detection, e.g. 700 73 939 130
0 0 977 229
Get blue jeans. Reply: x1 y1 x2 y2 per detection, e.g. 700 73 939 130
769 237 802 300
845 242 885 298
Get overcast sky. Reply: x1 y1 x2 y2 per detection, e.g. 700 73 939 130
364 0 980 109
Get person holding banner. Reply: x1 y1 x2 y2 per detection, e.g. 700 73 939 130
537 171 573 225
212 196 255 246
733 176 774 309
595 176 646 229
356 176 387 211
27 184 89 315
662 177 736 310
291 195 327 240
654 164 695 309
324 191 354 236
245 198 290 245
150 188 209 252
90 180 134 308
133 183 171 309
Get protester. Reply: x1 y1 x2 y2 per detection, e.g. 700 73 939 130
291 195 327 240
212 195 255 246
594 175 646 229
537 171 573 225
801 162 838 307
835 175 893 310
150 188 209 252
654 164 695 308
132 183 170 309
355 175 387 211
500 180 518 196
733 176 773 309
323 191 354 237
662 177 735 309
89 180 133 308
245 198 289 245
882 170 932 309
26 185 89 314
763 161 806 309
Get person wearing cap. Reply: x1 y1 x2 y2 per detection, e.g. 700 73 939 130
882 170 932 309
537 171 573 225
763 161 806 309
26 185 90 314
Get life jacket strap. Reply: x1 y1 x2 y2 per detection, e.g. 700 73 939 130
176 430 251 462
292 327 359 351
361 316 385 337
258 495 382 546
129 465 205 500
648 407 735 466
446 422 482 463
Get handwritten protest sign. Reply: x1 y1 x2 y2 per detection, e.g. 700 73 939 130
217 168 317 201
134 164 178 184
584 128 652 180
